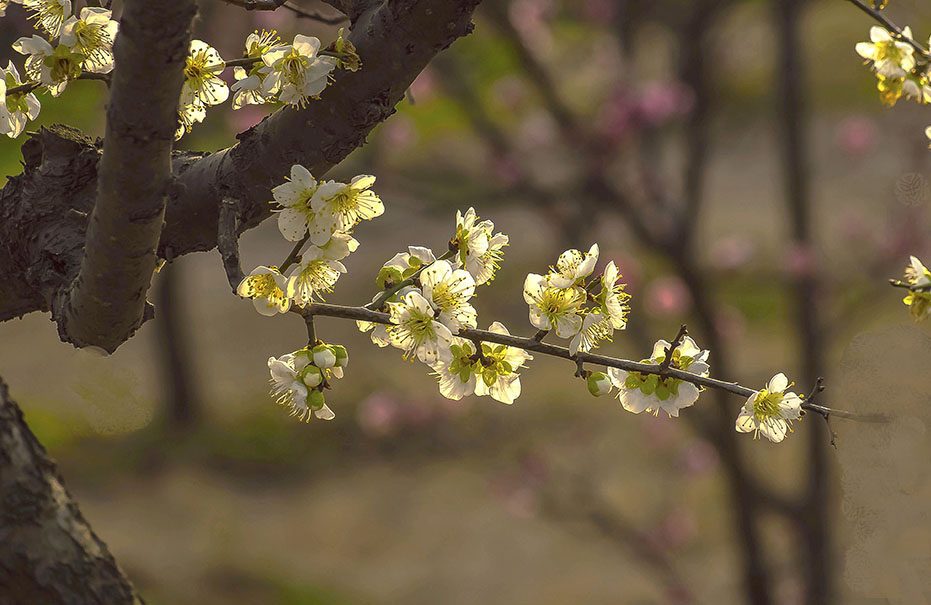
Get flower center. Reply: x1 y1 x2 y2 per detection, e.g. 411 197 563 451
752 390 783 421
72 20 112 66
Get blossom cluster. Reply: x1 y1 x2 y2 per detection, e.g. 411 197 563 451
901 255 931 321
0 3 360 140
855 26 930 108
177 29 359 139
523 244 630 354
268 343 348 421
2 0 117 137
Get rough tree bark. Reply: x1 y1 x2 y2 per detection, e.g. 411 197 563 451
0 0 482 350
0 377 143 603
0 0 483 600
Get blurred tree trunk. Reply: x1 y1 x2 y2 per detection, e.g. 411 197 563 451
154 262 201 432
774 1 833 602
0 377 143 603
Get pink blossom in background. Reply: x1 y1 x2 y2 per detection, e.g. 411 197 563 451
583 0 616 21
715 304 747 343
781 243 818 278
356 392 402 437
835 116 878 156
709 235 756 271
654 508 698 551
227 105 269 133
380 115 418 151
601 250 641 292
644 276 692 318
676 439 719 476
517 112 558 148
596 89 635 144
490 76 529 111
492 152 525 187
490 453 548 519
409 67 437 104
640 413 679 451
635 81 695 127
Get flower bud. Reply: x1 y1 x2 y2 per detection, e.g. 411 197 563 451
331 344 349 368
301 365 323 387
308 389 326 411
587 371 612 397
312 344 337 368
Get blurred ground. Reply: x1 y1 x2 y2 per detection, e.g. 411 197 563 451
2 0 931 603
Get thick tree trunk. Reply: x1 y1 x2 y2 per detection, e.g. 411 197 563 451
0 377 143 604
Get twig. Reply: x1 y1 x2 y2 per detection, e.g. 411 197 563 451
290 301 882 424
302 311 317 345
363 248 457 311
658 324 688 373
889 278 931 291
279 234 310 275
214 0 348 23
845 0 931 58
7 72 111 96
217 197 246 292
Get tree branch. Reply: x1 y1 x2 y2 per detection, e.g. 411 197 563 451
0 0 483 351
55 0 198 352
0 377 143 603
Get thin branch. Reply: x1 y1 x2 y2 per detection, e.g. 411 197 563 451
658 324 688 373
363 248 458 310
845 0 931 58
292 301 882 423
279 234 311 275
214 0 348 23
217 197 245 291
7 72 111 96
889 278 931 291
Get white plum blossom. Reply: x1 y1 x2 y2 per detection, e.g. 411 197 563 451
22 0 71 38
523 273 585 338
419 259 477 331
387 290 453 364
311 175 384 235
0 61 41 138
902 255 931 321
60 6 118 74
357 318 391 348
548 244 599 288
586 371 612 397
180 40 228 107
598 261 630 329
607 336 710 417
376 246 436 289
237 266 291 316
268 353 335 421
856 26 916 79
261 34 336 107
231 29 281 109
735 373 802 443
273 164 324 242
430 337 478 400
569 311 613 355
13 35 82 96
176 40 227 139
473 322 532 404
451 208 508 285
286 235 358 306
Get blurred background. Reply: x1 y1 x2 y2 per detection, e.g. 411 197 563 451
2 0 930 603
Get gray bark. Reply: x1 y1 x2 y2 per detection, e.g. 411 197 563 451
0 377 143 604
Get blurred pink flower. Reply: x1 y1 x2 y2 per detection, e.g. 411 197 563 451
644 276 692 318
715 305 747 343
596 89 635 143
583 0 616 21
640 413 679 450
709 235 756 271
518 112 558 148
655 508 698 550
356 392 402 437
781 243 818 278
835 116 878 156
492 153 525 186
227 105 268 133
410 67 437 104
676 439 719 476
635 81 694 127
490 76 528 111
380 115 418 150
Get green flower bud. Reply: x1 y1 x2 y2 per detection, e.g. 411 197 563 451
587 371 612 397
301 366 323 388
308 389 326 411
331 344 349 368
312 344 337 368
